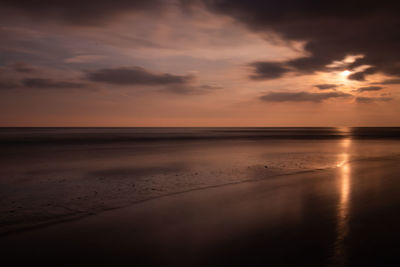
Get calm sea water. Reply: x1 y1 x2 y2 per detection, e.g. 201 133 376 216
1 127 400 144
1 127 400 234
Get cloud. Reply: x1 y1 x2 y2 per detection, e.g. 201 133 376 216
0 0 164 25
374 78 400 85
356 96 392 103
347 72 366 81
11 62 35 73
86 66 193 86
356 86 383 92
22 78 86 89
65 55 107 64
314 84 339 90
201 0 400 81
347 67 377 81
249 62 291 80
163 84 222 95
0 81 20 90
198 84 223 90
260 91 352 102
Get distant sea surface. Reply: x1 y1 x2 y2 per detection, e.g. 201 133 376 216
1 127 400 234
1 127 400 144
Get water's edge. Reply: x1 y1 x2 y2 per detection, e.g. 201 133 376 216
2 154 399 237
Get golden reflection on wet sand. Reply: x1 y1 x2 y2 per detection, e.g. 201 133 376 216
334 137 352 264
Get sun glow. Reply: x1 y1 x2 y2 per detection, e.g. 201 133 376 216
340 70 351 77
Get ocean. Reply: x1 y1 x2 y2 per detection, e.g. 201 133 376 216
1 127 400 235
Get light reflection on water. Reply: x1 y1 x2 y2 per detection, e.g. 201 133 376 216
334 137 352 264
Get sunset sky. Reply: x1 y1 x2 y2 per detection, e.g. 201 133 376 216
1 0 399 126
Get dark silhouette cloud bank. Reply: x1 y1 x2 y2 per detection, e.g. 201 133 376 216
314 84 339 90
0 0 164 25
260 91 351 102
356 86 383 93
356 96 392 103
86 66 193 86
201 0 400 81
22 78 85 89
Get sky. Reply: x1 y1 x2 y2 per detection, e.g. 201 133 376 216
0 0 400 126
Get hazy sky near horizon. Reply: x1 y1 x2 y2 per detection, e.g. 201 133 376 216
1 0 400 126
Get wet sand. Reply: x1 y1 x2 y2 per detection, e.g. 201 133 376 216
2 156 400 266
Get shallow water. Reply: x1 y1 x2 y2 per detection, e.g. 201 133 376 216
2 156 400 266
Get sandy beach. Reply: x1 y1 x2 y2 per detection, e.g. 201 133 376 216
2 155 400 266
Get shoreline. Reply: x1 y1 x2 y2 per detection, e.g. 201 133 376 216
2 156 400 265
1 154 399 237
0 166 322 237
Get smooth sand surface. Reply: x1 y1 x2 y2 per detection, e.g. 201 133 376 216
2 157 400 266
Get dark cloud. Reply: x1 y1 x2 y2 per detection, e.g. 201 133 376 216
374 78 400 85
314 84 339 90
260 91 352 102
356 96 392 103
198 84 223 90
0 0 164 25
22 78 86 89
201 0 400 81
348 72 366 81
0 81 20 90
356 86 383 93
165 84 221 94
11 62 35 73
86 66 193 86
249 62 291 80
348 67 377 81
